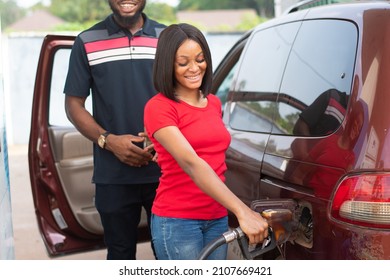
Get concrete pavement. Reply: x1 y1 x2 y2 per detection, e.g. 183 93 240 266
8 144 154 260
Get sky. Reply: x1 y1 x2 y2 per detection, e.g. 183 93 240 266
16 0 179 8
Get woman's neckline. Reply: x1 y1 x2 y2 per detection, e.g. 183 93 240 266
175 90 208 108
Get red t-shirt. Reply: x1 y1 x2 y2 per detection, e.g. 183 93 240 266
144 93 231 219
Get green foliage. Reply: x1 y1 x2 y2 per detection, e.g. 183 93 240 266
178 0 274 18
1 0 272 32
49 0 111 22
53 21 100 32
145 3 177 23
0 0 25 30
50 0 178 30
235 12 267 31
178 0 243 11
49 0 179 25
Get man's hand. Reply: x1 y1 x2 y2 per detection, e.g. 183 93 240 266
138 131 158 162
104 134 154 167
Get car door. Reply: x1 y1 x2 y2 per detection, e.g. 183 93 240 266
212 19 305 260
214 22 301 226
28 35 150 257
261 19 359 258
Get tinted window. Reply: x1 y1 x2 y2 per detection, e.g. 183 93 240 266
215 64 238 109
229 22 300 133
213 37 247 115
276 19 358 136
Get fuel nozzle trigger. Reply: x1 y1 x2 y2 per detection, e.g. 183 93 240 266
236 227 276 260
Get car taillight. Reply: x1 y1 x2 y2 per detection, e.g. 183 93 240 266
330 173 390 229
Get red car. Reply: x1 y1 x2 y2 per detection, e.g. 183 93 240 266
29 1 390 259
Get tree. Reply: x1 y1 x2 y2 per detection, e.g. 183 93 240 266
49 0 110 23
177 0 274 18
0 0 25 30
145 2 177 24
49 0 177 27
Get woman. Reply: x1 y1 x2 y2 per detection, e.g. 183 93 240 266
144 23 268 260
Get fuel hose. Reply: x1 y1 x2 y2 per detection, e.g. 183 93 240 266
197 228 244 260
197 235 227 260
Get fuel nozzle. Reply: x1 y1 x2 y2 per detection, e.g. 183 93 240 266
251 199 299 244
234 208 296 259
198 199 299 260
236 226 276 260
233 199 300 259
261 208 294 244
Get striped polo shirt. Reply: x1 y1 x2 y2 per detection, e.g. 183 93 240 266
64 14 165 184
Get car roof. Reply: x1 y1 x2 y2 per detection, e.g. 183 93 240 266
254 1 390 32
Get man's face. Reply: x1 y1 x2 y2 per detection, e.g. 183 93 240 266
108 0 146 28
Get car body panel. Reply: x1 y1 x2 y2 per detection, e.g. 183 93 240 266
213 2 390 259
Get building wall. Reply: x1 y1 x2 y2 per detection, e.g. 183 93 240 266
0 26 15 260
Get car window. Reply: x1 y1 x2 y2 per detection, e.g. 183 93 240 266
229 22 301 133
212 35 249 118
49 49 92 126
276 19 358 136
215 64 237 108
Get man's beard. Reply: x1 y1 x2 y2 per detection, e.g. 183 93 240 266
109 1 145 28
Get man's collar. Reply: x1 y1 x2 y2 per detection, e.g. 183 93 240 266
106 13 156 36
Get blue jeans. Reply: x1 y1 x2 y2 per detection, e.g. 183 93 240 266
151 214 228 260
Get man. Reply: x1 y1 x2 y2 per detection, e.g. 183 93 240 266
64 0 165 260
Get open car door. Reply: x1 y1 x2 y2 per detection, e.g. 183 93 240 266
28 35 150 257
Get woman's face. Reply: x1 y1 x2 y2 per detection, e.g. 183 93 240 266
174 39 207 93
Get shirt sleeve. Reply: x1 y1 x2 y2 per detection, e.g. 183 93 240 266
63 35 92 97
210 94 223 117
144 96 179 139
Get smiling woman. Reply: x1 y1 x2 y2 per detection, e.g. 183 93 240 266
144 23 269 260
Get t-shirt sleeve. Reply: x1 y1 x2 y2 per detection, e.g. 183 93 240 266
63 36 92 97
144 96 178 138
212 94 223 117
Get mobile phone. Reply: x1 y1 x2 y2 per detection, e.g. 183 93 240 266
143 137 153 149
